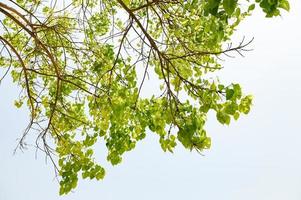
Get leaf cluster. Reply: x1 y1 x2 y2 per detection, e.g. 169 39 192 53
0 0 288 195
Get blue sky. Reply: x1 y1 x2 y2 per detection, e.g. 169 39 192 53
1 1 301 199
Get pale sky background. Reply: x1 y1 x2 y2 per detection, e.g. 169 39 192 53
1 1 301 200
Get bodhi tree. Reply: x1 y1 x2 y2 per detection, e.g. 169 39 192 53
0 0 289 195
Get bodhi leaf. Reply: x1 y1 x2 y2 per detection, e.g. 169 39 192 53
205 0 222 16
279 0 290 11
0 0 289 195
223 0 238 15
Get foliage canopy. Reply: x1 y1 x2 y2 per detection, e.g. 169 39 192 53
0 0 289 195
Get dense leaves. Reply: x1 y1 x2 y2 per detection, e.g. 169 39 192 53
0 0 288 195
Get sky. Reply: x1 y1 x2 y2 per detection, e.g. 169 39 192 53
1 1 301 200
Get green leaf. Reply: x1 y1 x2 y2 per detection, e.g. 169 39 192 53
14 100 23 108
96 173 104 180
225 103 238 115
279 0 290 11
248 4 256 12
123 0 130 6
202 137 211 149
226 88 234 100
82 171 89 179
223 0 238 15
59 187 65 196
233 112 240 120
233 84 242 99
205 0 222 16
216 112 231 125
71 180 78 189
